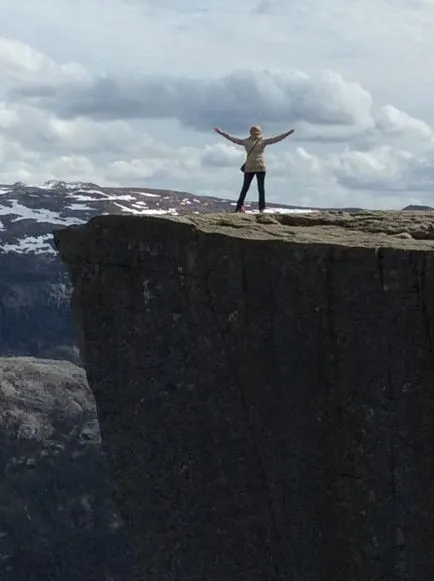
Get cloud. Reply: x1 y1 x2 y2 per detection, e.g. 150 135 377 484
5 37 431 151
271 145 434 197
10 65 375 135
200 143 244 167
0 37 376 137
0 0 434 212
374 105 433 139
0 37 89 88
253 0 277 14
8 47 434 158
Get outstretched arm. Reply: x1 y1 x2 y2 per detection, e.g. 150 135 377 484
263 129 295 145
214 127 245 145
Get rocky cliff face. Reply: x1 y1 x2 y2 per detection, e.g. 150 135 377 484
55 211 434 581
0 357 129 581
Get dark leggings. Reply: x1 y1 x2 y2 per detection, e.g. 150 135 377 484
236 171 266 211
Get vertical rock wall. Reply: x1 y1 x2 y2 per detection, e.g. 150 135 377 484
55 213 434 580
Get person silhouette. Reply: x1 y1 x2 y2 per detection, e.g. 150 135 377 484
214 125 295 212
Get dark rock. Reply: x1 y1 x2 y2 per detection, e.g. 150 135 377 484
0 356 130 581
54 211 434 580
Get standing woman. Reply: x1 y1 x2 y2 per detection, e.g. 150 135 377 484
214 125 295 212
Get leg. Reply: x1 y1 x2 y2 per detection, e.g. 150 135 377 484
256 172 266 212
235 172 255 211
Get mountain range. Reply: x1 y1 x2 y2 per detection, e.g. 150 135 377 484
0 180 320 256
1 180 430 258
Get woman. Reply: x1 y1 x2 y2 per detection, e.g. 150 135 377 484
214 125 295 212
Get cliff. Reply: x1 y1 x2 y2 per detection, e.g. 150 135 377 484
0 356 128 581
54 211 434 581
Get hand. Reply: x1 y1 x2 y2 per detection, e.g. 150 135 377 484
214 127 223 134
288 129 295 135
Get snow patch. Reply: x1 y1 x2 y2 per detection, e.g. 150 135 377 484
68 194 97 202
66 203 93 211
25 181 103 193
265 208 317 214
1 234 56 255
74 188 106 196
134 191 161 198
113 203 178 216
0 200 83 225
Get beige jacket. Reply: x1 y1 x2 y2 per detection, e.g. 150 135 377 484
226 131 293 172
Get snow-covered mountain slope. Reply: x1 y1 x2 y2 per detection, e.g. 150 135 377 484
0 181 314 255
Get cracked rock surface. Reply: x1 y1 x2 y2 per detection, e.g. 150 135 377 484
54 211 434 581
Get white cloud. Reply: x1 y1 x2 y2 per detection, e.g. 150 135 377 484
0 37 89 88
0 0 433 209
375 105 433 140
201 144 244 167
8 64 377 137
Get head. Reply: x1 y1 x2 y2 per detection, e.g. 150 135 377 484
249 125 262 139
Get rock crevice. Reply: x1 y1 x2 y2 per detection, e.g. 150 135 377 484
55 212 434 581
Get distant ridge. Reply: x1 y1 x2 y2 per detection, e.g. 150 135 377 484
401 204 434 211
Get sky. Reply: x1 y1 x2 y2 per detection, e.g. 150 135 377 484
1 0 434 208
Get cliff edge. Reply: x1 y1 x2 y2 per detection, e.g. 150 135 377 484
54 211 434 581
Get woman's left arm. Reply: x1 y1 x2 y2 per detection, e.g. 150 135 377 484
263 129 295 145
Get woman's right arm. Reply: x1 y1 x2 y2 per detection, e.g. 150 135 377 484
214 127 245 145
